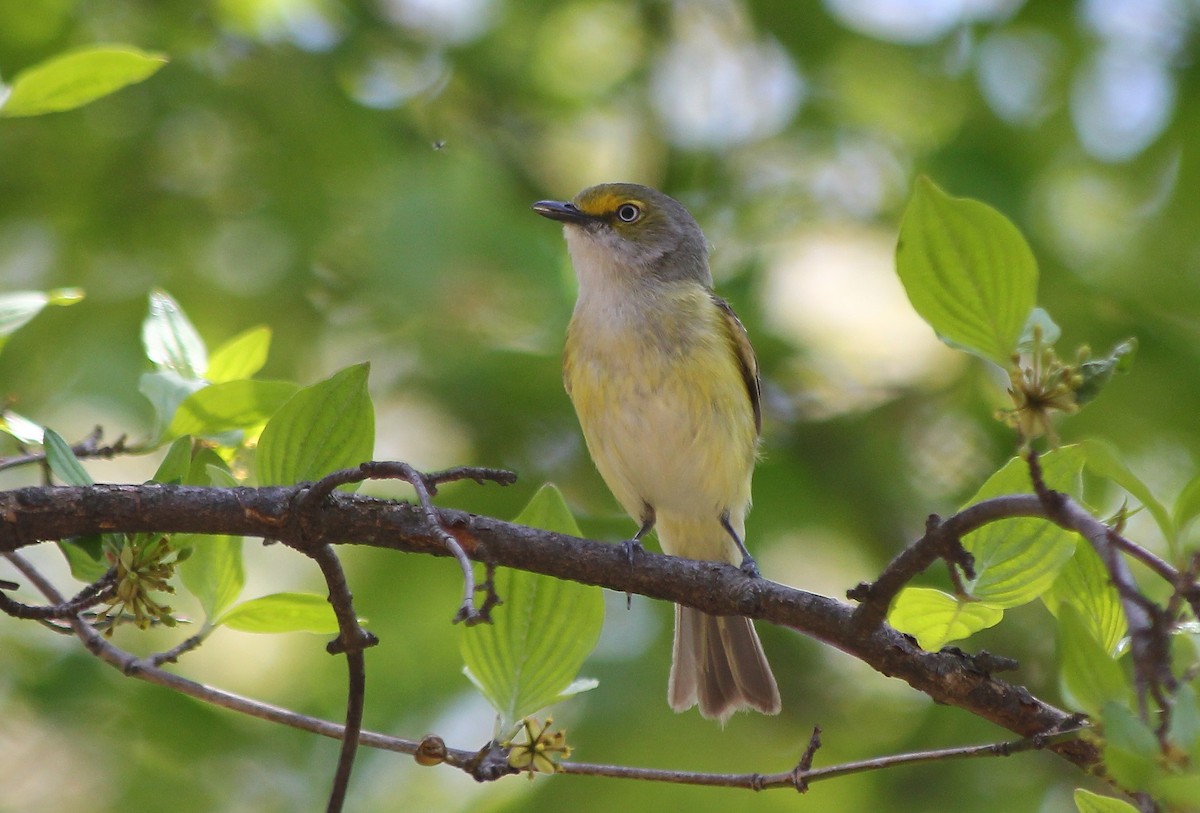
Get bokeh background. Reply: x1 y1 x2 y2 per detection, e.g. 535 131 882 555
2 1 1199 811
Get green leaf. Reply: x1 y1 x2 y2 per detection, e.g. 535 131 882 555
962 446 1085 607
216 592 340 634
167 380 298 439
1174 473 1200 542
1082 439 1175 550
142 289 207 379
1073 789 1140 813
895 176 1039 365
1168 682 1200 761
256 363 374 487
886 587 1003 651
58 535 110 582
0 288 84 354
139 370 207 439
461 484 604 727
1101 701 1159 790
1075 339 1137 407
0 45 167 118
1 409 44 444
186 446 230 486
152 436 194 484
44 428 93 486
1153 775 1200 810
205 464 241 488
1043 540 1127 655
207 326 272 383
1058 604 1131 718
178 534 245 621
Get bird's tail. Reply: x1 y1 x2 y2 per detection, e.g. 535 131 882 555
669 605 781 723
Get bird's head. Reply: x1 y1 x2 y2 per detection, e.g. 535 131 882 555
533 183 711 287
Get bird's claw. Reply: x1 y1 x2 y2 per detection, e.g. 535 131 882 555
620 538 645 567
738 555 761 579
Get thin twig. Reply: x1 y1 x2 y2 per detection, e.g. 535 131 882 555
297 462 516 626
790 725 823 792
5 551 1098 793
560 728 1088 789
0 567 117 619
143 629 210 667
1026 451 1175 723
849 499 1044 629
0 427 131 473
308 544 376 813
1107 533 1181 584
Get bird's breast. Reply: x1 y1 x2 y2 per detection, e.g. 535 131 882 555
563 294 757 525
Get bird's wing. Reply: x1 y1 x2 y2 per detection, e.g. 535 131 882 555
711 294 761 435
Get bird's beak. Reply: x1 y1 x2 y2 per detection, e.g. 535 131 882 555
532 199 594 225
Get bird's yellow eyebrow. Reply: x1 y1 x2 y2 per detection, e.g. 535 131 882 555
575 190 643 217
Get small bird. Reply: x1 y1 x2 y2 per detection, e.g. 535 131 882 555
533 182 780 722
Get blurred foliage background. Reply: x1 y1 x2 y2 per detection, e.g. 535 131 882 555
1 0 1198 811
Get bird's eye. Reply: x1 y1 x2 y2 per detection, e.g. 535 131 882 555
616 203 641 223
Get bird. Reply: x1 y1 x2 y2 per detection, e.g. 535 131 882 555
532 182 780 723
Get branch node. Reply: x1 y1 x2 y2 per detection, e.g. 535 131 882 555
1026 449 1062 511
414 735 448 766
326 629 380 656
790 725 822 793
960 649 1020 675
464 562 502 627
851 513 973 629
463 741 518 783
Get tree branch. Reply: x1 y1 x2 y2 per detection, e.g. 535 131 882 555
0 482 1100 769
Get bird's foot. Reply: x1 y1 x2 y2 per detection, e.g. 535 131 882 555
738 554 761 579
620 538 645 567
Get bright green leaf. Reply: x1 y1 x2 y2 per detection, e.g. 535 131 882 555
1058 605 1131 718
1043 541 1126 655
186 446 230 486
1 409 44 444
256 363 374 487
142 289 207 379
58 535 109 582
152 436 194 484
207 326 272 383
0 45 167 118
461 484 604 727
1174 473 1200 544
0 288 83 336
178 534 245 621
895 176 1038 365
44 428 93 486
962 446 1085 607
1101 701 1159 790
139 370 207 439
0 288 83 354
1168 682 1200 760
886 587 1003 651
216 592 339 634
1073 789 1140 813
205 464 241 488
1153 775 1200 810
167 379 298 439
1083 439 1173 547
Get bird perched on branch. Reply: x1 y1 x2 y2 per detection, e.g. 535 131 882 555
533 182 780 723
